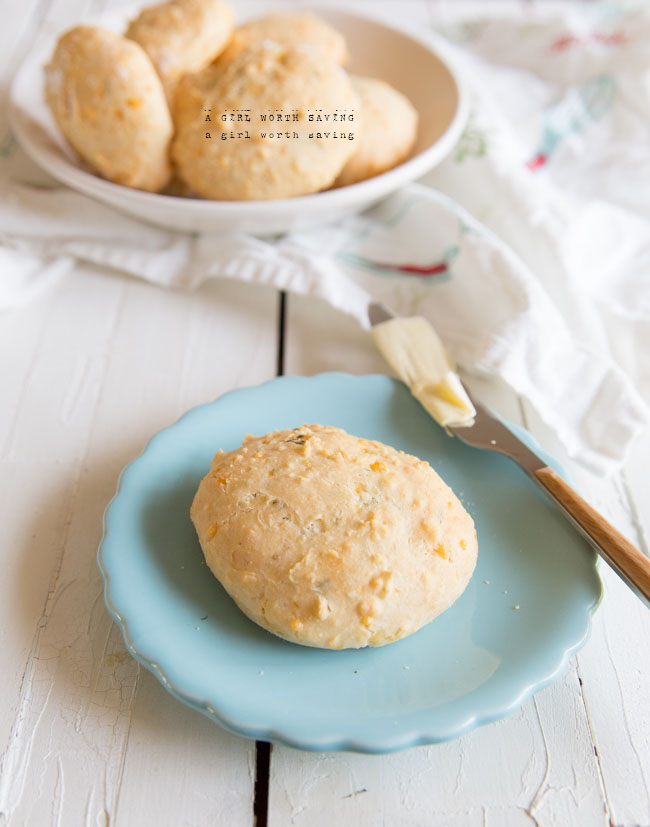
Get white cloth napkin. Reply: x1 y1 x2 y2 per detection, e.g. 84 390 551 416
2 2 649 476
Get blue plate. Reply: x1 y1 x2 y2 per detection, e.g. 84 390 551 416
98 373 602 753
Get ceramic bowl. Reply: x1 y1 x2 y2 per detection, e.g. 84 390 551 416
9 6 468 235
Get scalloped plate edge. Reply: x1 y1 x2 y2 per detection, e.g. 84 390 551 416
97 373 602 753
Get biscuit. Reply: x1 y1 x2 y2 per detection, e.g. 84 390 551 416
171 44 359 200
335 76 418 187
219 12 348 65
125 0 234 102
191 425 477 649
44 25 173 192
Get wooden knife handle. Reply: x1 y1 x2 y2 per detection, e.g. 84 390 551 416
535 466 650 606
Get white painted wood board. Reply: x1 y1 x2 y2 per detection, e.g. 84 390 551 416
1 0 649 825
0 272 276 825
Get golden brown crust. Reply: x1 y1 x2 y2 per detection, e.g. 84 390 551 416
171 44 359 200
335 75 418 187
44 25 173 192
218 12 349 65
125 0 234 102
191 425 478 649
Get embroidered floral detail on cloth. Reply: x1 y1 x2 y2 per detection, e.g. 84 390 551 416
526 75 616 170
1 2 649 475
421 2 650 468
454 117 491 163
335 195 458 283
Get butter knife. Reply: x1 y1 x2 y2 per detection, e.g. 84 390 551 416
368 302 650 608
450 395 650 608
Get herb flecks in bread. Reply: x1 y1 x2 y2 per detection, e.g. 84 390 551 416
191 425 477 649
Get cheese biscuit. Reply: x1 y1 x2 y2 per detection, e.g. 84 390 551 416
336 75 418 186
172 44 359 200
45 25 173 192
191 425 477 649
126 0 234 102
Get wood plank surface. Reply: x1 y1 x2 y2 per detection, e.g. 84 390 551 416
519 403 650 827
1 0 649 825
0 272 276 824
272 295 612 827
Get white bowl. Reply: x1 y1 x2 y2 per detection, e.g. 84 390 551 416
9 6 468 235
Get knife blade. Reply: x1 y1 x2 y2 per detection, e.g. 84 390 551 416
369 302 476 429
450 396 650 609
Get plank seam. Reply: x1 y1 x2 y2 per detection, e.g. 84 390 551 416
253 741 272 827
575 656 613 823
251 290 285 827
276 291 287 378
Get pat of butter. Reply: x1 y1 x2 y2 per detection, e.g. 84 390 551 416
371 316 476 428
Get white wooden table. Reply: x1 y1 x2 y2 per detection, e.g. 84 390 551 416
2 1 650 825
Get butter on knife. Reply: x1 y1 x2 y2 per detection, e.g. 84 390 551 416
369 304 476 429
